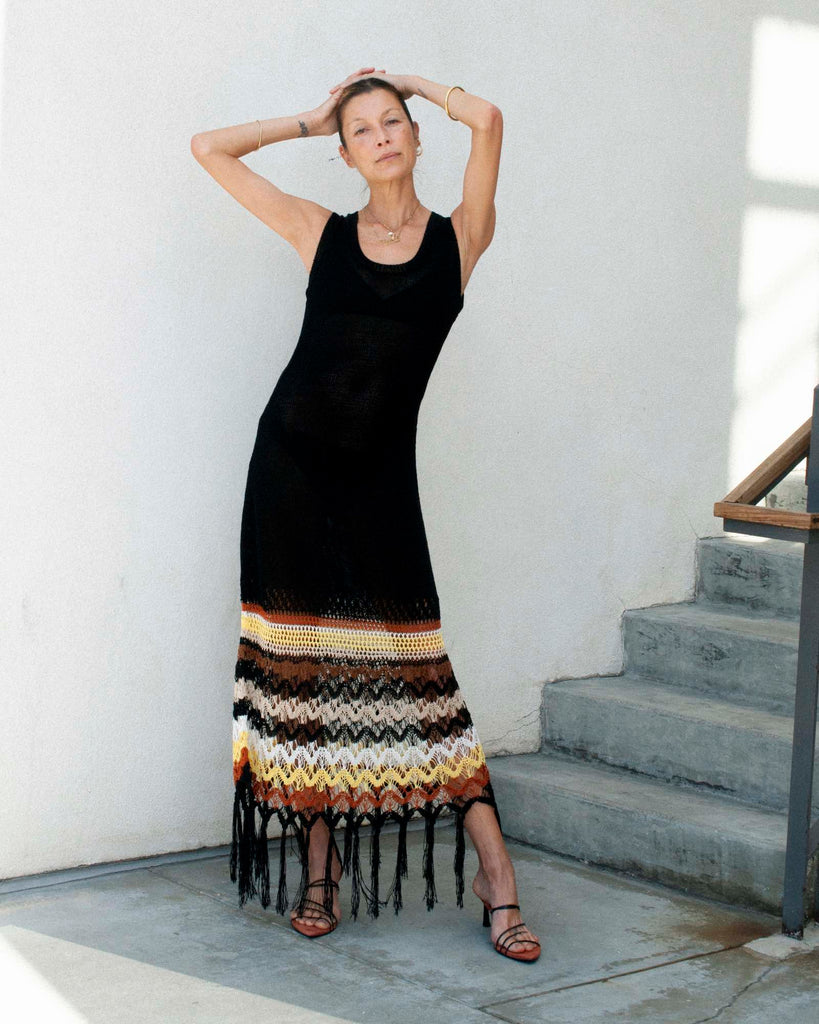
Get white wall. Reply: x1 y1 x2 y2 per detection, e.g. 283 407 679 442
2 0 818 878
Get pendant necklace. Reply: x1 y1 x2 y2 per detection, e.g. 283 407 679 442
362 200 421 244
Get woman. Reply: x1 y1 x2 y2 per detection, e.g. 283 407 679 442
191 68 540 963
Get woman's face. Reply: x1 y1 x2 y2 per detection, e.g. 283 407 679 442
341 90 417 177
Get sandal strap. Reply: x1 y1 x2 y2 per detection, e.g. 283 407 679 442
490 903 520 913
297 880 339 922
495 922 540 952
293 896 338 924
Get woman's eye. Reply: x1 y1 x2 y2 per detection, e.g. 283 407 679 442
355 119 399 135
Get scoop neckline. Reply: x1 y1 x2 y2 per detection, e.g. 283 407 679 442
353 209 436 270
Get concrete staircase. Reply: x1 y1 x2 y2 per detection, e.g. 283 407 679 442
487 535 813 912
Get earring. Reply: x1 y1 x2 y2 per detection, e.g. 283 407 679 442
416 142 423 157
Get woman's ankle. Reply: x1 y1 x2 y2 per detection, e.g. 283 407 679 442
483 858 517 891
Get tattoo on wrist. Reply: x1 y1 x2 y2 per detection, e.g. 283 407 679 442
415 86 428 99
298 119 309 137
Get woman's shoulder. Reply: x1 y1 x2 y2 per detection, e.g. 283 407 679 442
293 204 339 275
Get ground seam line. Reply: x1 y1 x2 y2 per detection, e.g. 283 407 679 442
147 865 503 1020
479 940 759 1010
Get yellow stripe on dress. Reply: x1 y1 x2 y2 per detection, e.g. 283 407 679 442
240 611 446 659
233 731 488 791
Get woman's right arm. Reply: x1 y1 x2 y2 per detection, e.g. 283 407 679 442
190 68 378 269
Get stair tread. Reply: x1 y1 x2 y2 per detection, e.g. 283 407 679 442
496 533 808 912
626 601 799 642
487 752 787 846
701 535 804 558
547 675 795 739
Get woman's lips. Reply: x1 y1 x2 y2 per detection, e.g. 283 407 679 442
378 152 400 161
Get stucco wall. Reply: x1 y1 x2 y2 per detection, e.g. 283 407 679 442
2 0 818 878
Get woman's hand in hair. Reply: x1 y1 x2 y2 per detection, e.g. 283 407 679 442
327 67 387 95
348 72 416 101
309 67 385 136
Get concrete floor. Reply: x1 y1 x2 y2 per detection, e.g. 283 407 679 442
2 822 818 1023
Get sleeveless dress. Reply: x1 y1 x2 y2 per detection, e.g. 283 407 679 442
230 208 501 922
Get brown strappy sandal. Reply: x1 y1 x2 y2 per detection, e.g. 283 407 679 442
480 899 541 962
290 879 340 939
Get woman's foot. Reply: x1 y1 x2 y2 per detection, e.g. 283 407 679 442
472 863 541 957
289 821 343 934
290 879 341 937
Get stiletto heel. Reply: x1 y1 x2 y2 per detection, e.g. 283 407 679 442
482 903 490 927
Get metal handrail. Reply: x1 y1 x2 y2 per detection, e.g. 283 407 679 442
714 385 819 938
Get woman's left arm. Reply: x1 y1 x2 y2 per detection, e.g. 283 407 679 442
404 75 503 288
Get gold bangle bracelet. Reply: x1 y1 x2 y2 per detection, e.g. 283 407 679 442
444 85 465 121
256 119 262 150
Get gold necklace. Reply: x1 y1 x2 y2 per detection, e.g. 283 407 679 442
362 200 421 243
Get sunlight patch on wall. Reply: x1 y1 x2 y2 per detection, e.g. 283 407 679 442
728 16 819 489
747 17 819 188
0 2 6 170
730 205 819 484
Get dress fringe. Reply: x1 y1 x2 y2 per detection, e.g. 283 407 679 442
230 761 501 920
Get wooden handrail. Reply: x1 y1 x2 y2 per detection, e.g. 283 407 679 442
723 418 810 504
713 417 814 532
713 502 819 530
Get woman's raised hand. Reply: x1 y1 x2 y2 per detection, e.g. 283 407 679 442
347 72 415 101
306 67 380 137
309 68 416 137
330 70 415 102
328 67 386 94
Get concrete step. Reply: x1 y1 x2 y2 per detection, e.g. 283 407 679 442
697 536 803 618
487 751 787 912
541 675 818 812
623 602 799 710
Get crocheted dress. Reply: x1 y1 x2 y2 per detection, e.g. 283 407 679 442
231 208 500 921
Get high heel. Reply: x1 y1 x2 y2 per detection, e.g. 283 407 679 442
290 879 341 939
477 896 541 962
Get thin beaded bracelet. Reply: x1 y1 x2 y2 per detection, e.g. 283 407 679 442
445 85 465 121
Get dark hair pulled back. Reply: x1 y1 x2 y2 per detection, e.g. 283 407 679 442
335 77 415 152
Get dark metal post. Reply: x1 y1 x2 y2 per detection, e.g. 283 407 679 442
782 384 819 936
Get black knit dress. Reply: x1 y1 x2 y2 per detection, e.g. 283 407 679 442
231 208 501 922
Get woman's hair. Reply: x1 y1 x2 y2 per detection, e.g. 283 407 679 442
335 77 415 152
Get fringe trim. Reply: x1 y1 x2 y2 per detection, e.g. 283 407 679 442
230 762 499 919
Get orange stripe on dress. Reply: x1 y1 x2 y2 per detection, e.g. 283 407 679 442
241 602 442 633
